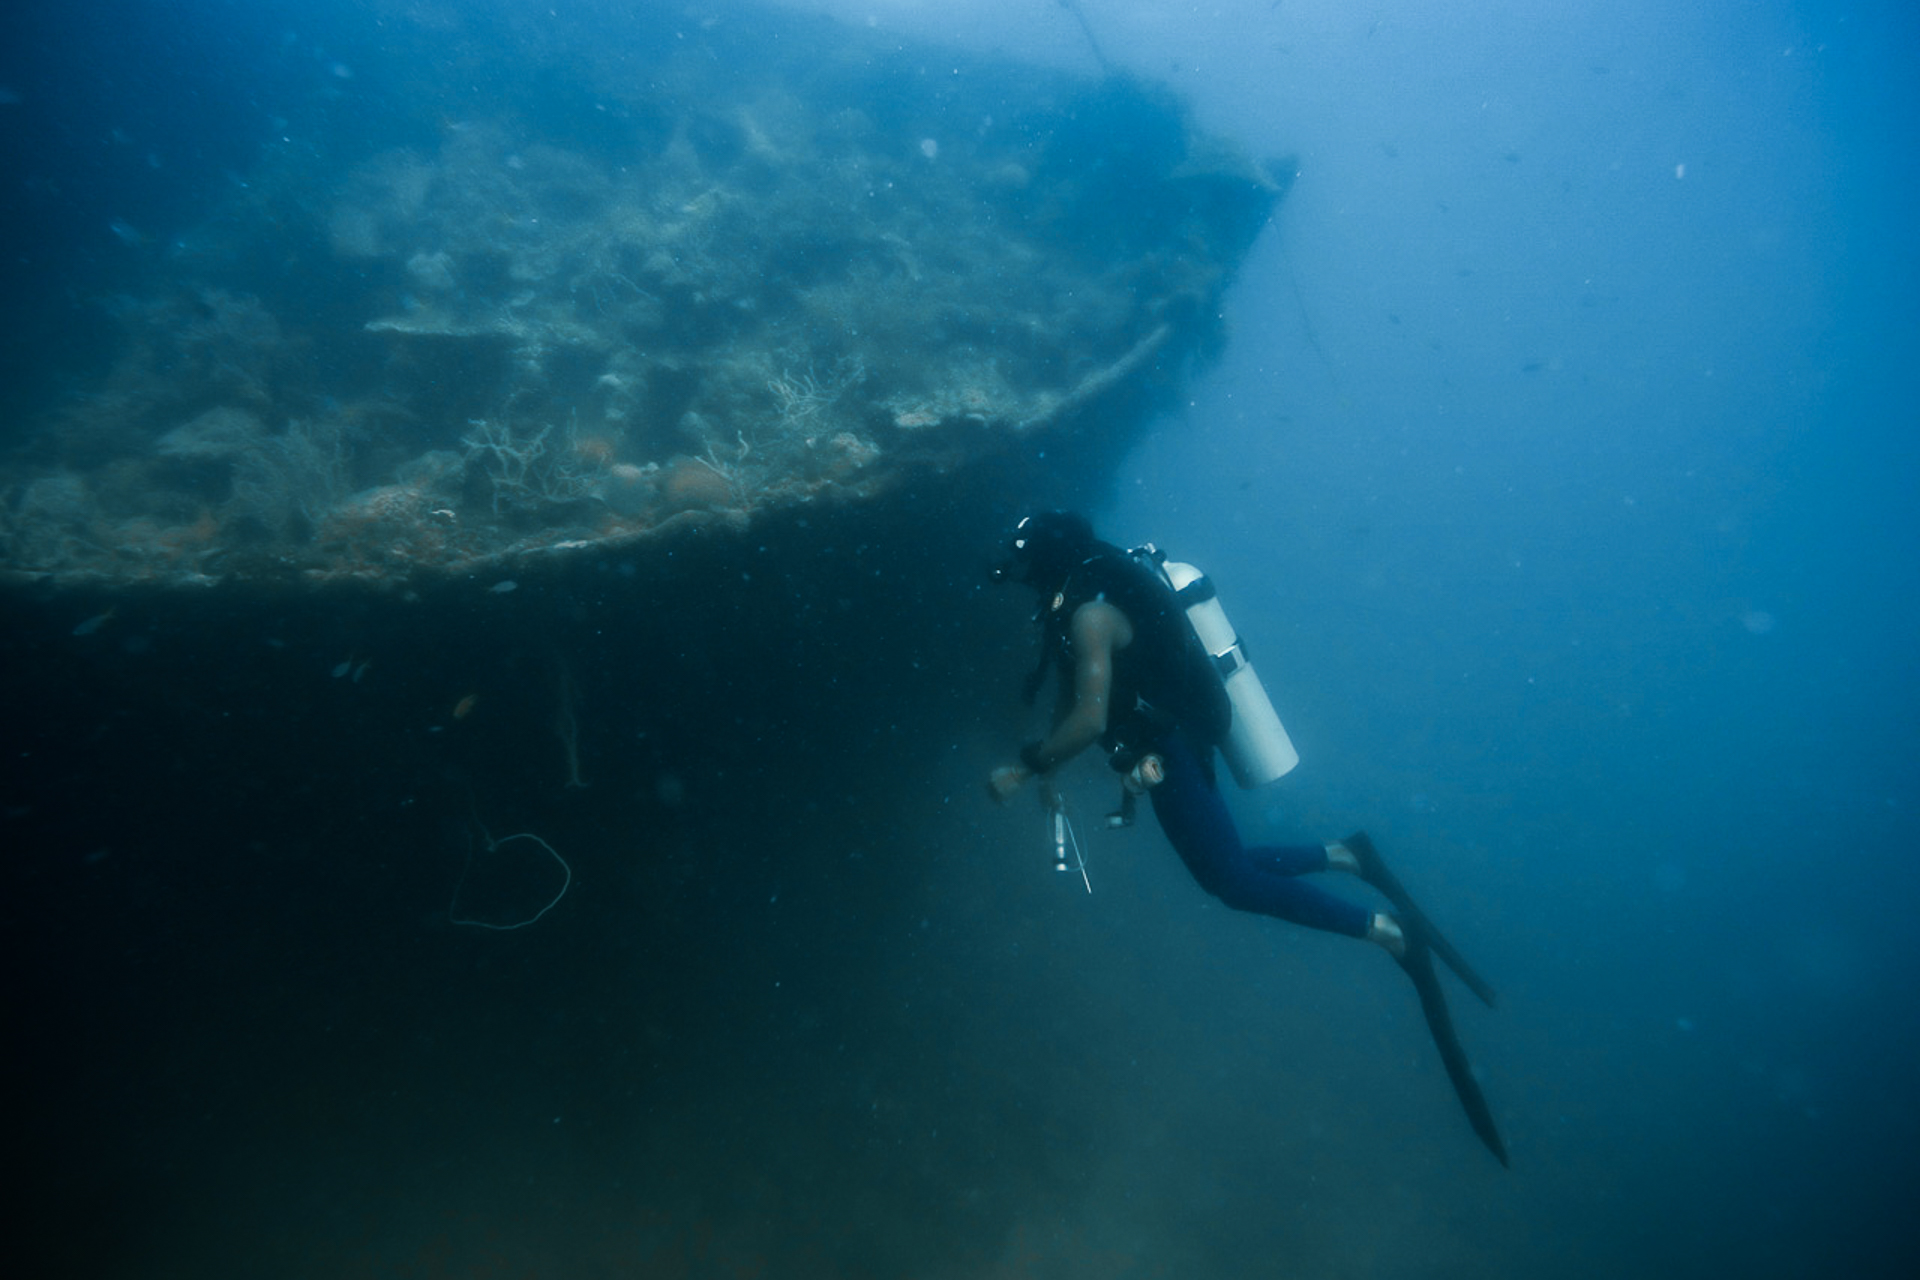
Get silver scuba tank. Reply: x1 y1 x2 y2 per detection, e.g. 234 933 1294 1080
1140 546 1300 788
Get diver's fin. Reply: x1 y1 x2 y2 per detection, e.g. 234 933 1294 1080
1345 831 1498 1008
1398 934 1509 1167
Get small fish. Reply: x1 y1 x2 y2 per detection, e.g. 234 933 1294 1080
72 607 116 637
352 660 372 683
489 579 518 594
331 658 353 678
452 693 479 720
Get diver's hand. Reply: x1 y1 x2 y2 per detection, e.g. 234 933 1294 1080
986 764 1031 803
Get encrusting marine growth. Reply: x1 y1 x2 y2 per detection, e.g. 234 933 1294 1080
0 12 1286 590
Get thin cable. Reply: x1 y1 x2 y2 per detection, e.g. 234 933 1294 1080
450 811 573 930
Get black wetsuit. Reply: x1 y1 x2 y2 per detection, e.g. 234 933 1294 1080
1149 729 1370 938
1045 548 1371 938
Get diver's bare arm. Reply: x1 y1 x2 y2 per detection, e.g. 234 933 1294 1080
988 602 1133 802
1031 602 1122 768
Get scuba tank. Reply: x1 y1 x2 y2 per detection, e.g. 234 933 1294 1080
1135 545 1300 789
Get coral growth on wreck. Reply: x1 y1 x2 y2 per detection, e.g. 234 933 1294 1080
0 14 1284 588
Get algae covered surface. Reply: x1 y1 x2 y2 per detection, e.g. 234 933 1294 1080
0 4 1282 587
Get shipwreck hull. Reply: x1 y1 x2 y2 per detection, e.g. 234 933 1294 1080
1 5 1284 592
3 10 1295 1271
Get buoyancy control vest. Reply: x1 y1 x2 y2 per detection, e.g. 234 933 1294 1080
1029 542 1299 790
1033 544 1232 773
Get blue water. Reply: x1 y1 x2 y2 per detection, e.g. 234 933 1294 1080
1085 1 1920 1272
4 1 1915 1275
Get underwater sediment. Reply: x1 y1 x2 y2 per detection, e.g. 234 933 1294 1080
0 6 1285 592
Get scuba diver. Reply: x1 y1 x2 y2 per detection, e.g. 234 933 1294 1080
986 511 1508 1166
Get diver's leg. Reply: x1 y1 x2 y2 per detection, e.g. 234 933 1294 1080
1243 841 1336 876
1229 840 1416 958
1148 735 1371 939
